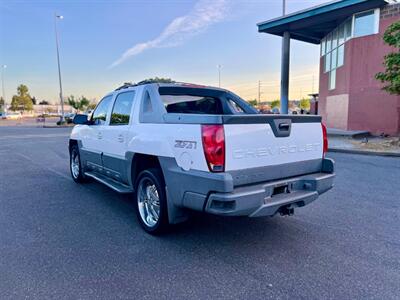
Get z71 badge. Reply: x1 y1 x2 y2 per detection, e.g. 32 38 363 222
174 140 197 149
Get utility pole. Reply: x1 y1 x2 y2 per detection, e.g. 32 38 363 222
54 13 65 122
1 65 6 111
258 80 261 104
312 75 315 94
217 64 222 88
282 0 286 15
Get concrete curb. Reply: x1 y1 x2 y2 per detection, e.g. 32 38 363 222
328 148 400 157
42 125 74 128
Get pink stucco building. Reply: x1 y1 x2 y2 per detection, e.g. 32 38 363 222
319 3 400 135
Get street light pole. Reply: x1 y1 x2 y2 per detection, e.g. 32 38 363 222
54 13 65 122
1 65 6 111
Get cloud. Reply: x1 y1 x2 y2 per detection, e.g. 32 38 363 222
109 0 229 68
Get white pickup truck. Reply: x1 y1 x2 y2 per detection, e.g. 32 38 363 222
70 82 334 234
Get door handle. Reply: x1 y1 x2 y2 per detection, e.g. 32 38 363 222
97 132 103 139
117 134 124 143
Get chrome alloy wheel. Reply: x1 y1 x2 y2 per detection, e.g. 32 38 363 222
137 178 160 227
71 151 80 179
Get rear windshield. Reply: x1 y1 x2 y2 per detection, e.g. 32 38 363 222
158 86 255 115
161 95 223 114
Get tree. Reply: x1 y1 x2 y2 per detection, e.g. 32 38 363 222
31 96 37 105
299 98 310 110
138 77 175 84
67 95 90 113
39 100 49 105
10 84 33 111
117 78 175 90
0 97 4 112
375 21 400 95
87 103 97 110
270 99 280 108
247 99 258 107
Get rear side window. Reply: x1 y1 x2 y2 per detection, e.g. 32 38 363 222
92 95 112 125
228 99 245 113
162 95 223 114
110 91 135 125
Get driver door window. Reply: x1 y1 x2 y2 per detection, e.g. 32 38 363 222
92 96 113 125
110 91 135 125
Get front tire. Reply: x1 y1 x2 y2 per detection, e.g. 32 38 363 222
135 168 169 234
70 144 86 183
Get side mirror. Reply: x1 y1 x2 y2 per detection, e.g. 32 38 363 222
73 114 90 125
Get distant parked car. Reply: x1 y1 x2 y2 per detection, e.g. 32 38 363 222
64 113 76 124
64 113 76 118
2 112 21 120
83 110 93 119
271 107 280 114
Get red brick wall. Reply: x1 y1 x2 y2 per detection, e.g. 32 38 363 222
347 15 400 135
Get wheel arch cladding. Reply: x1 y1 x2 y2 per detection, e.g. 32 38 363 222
129 153 162 187
127 152 189 224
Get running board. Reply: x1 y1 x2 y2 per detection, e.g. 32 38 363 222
84 171 133 194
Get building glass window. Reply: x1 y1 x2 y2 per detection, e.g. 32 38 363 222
326 33 332 52
332 29 338 49
331 48 338 70
337 44 345 67
321 38 326 56
344 18 352 41
329 69 336 90
325 52 331 73
338 24 345 45
354 10 377 37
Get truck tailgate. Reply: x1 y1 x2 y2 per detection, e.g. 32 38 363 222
223 115 324 181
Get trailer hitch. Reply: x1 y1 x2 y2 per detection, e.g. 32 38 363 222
279 205 295 216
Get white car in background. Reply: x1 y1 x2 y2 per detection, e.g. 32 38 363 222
1 112 21 120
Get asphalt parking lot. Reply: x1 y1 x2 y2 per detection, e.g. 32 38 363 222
1 126 399 299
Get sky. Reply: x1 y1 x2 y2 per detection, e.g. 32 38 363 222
0 0 329 104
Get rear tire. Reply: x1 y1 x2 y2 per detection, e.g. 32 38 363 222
70 144 86 183
134 168 169 235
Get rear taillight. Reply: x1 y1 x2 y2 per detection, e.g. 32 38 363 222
201 125 225 172
322 123 328 157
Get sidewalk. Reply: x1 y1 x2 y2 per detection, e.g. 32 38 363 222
0 117 59 127
328 135 400 157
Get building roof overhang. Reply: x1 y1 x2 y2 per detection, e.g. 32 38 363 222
257 0 389 44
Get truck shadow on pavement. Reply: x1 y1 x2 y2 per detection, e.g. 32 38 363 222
85 178 312 252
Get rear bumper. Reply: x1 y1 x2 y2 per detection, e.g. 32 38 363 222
205 172 334 217
159 157 335 218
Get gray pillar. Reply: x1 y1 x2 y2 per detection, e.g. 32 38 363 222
280 31 290 114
